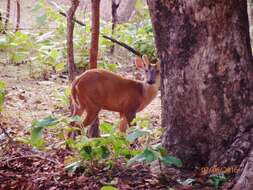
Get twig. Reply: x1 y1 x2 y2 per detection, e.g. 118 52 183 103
3 154 60 165
103 119 114 125
101 34 142 56
59 11 85 27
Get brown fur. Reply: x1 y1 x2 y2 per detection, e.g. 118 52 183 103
71 56 160 133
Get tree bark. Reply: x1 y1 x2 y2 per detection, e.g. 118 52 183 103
15 0 20 32
89 0 100 69
0 12 3 33
67 0 79 82
4 0 10 32
248 0 253 47
147 0 253 189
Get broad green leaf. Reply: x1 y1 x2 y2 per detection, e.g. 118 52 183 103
100 186 118 190
49 48 58 60
71 115 82 122
100 122 114 134
100 146 110 159
161 156 183 168
143 148 157 163
208 174 226 189
151 143 167 156
80 145 93 160
127 153 146 166
127 129 146 143
31 126 44 147
35 116 59 128
55 62 65 71
82 145 92 155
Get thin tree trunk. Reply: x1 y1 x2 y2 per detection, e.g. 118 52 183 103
0 12 3 33
86 0 101 138
116 0 136 22
15 0 20 32
148 0 253 189
110 0 120 54
4 0 10 32
89 0 100 69
66 0 79 82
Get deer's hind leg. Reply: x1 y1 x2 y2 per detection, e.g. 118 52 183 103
87 115 100 138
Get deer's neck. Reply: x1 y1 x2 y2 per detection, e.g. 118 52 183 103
138 81 160 112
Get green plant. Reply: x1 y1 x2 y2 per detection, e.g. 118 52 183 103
208 174 227 189
100 186 118 190
0 31 35 63
32 0 89 71
127 142 182 168
20 116 60 148
98 59 117 72
101 20 156 60
0 80 7 112
19 114 182 176
17 115 81 149
65 117 182 173
65 122 136 172
55 87 71 109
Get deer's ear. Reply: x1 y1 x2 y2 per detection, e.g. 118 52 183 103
135 56 145 69
142 54 150 68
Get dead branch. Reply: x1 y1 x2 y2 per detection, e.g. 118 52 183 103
58 11 142 56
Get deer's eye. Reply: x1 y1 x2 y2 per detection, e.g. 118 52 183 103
145 70 148 73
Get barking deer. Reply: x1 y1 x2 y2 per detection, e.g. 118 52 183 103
70 55 160 134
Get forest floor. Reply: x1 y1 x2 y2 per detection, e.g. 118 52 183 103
0 63 217 189
0 63 172 190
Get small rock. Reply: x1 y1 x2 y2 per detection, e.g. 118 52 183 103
37 81 54 85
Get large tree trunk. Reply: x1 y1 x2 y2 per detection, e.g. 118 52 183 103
248 0 253 46
147 0 253 189
66 0 79 82
89 0 100 69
